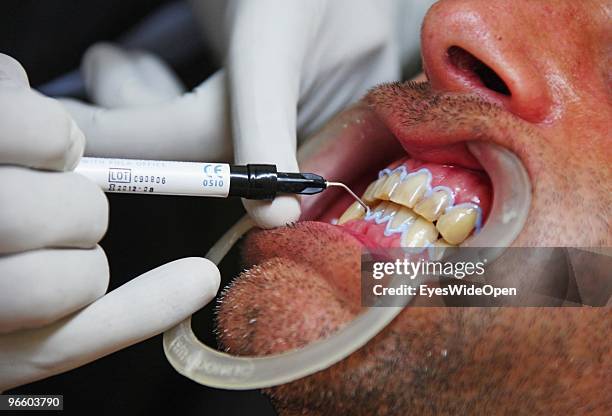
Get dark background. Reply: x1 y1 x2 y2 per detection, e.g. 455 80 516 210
2 1 276 414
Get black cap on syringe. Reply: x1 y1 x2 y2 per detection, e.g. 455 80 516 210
228 164 326 200
228 164 370 213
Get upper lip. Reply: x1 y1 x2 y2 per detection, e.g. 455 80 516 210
365 81 542 178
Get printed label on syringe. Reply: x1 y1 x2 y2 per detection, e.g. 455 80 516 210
75 158 231 197
108 168 132 184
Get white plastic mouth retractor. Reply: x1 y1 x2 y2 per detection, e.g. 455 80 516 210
162 216 405 390
162 142 531 390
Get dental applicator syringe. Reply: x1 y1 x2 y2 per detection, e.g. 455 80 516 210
75 157 370 211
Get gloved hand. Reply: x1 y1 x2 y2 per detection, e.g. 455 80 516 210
63 0 434 228
0 54 220 392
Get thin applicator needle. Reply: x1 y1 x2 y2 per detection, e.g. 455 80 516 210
325 181 371 215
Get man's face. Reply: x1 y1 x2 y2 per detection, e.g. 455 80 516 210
218 1 611 414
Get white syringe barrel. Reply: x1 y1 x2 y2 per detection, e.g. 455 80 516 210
75 157 231 197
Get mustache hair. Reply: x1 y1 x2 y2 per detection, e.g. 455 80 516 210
365 81 503 124
365 80 536 149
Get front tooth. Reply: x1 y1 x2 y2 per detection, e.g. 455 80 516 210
436 206 478 244
429 238 456 260
414 190 452 221
374 171 402 200
401 217 438 247
389 206 417 229
389 171 429 208
363 176 386 204
361 180 378 204
337 201 366 225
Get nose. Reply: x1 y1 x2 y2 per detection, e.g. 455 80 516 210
420 1 553 122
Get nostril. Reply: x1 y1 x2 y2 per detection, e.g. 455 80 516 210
447 46 511 96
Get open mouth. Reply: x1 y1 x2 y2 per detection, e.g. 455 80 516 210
182 82 533 390
299 82 530 251
334 157 491 249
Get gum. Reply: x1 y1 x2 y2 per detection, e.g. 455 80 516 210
343 220 401 248
382 157 491 217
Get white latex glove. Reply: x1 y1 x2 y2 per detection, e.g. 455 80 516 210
0 54 220 392
61 43 232 164
213 0 405 228
64 0 434 228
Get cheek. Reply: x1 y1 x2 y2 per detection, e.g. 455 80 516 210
264 308 481 415
263 309 429 415
515 114 611 246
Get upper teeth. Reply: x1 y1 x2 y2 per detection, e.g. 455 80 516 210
362 177 385 204
389 170 429 208
373 171 403 200
414 187 454 222
337 164 483 247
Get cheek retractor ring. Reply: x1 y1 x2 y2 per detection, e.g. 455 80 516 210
161 143 532 390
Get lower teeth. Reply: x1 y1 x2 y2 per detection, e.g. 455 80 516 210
436 204 481 245
337 200 367 225
400 215 438 247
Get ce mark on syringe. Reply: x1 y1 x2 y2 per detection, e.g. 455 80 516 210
202 164 225 188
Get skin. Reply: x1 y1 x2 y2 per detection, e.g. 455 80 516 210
217 1 612 414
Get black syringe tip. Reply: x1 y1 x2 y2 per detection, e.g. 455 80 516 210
227 164 369 210
276 171 327 195
229 165 327 199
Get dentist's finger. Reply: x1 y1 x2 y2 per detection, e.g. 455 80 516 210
61 70 232 162
228 0 323 227
0 257 220 391
0 53 29 88
0 167 108 254
0 246 109 333
0 87 85 171
82 42 185 108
